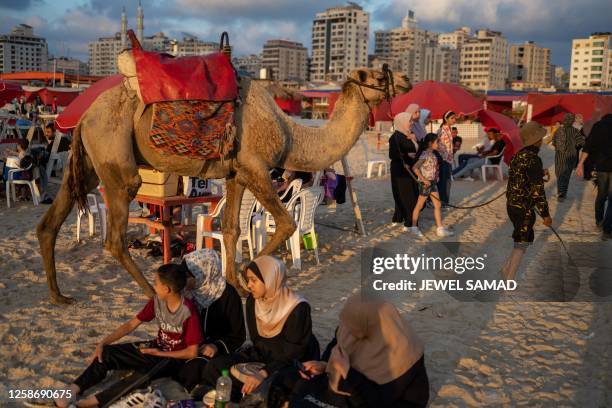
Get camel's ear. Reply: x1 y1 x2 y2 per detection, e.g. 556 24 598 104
357 70 368 82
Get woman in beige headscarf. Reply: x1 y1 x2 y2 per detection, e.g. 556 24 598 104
197 255 317 401
293 295 429 407
389 107 421 230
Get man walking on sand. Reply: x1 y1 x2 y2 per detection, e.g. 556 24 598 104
502 121 553 280
577 114 612 240
553 113 585 202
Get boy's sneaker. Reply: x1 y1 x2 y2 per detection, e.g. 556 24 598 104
436 227 454 237
409 226 424 238
463 176 475 182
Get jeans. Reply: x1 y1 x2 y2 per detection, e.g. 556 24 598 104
596 171 612 233
453 158 485 179
437 161 452 205
453 153 480 174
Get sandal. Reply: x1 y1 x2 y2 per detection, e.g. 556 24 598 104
108 389 148 408
143 389 166 408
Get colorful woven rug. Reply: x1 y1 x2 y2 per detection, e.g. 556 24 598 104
149 100 234 159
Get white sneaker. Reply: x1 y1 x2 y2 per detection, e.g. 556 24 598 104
463 176 475 182
436 227 454 237
410 226 424 238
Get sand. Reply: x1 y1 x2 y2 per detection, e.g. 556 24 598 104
1 133 611 407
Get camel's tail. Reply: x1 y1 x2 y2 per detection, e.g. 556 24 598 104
68 122 89 212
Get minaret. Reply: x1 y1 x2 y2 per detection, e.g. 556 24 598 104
137 0 144 43
121 6 127 48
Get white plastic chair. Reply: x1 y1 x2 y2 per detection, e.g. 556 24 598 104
481 148 505 182
45 133 68 184
278 178 302 203
195 189 258 276
282 186 325 270
361 139 387 178
6 164 41 207
76 193 107 243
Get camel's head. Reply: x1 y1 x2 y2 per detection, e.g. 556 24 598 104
345 67 412 105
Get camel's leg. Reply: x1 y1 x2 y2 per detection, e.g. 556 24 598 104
37 160 99 305
221 176 245 287
100 176 154 298
239 166 296 257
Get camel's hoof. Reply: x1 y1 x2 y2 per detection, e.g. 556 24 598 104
51 294 76 305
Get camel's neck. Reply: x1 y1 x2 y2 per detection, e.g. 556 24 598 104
282 84 370 171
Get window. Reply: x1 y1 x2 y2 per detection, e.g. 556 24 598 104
592 66 603 71
591 74 602 78
592 41 604 47
593 50 604 55
592 58 604 62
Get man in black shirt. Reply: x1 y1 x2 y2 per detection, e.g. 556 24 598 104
502 121 552 281
453 128 505 179
577 114 612 240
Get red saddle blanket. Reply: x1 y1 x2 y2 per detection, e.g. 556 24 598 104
133 49 238 104
149 100 234 159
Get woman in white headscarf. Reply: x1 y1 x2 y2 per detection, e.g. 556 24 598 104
291 295 429 407
389 108 420 230
175 249 246 393
197 255 318 402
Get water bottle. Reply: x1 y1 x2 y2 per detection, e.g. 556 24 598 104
214 369 232 407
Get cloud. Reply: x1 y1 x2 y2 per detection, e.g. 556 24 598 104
0 0 42 11
3 0 611 68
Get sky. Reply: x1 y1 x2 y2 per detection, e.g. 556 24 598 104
1 0 611 70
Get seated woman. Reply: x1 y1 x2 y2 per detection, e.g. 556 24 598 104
290 295 429 408
176 249 246 392
195 255 319 402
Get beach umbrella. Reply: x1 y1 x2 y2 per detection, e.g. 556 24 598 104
391 80 483 119
55 74 123 132
477 109 522 164
0 80 23 105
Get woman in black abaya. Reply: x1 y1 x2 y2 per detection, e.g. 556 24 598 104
389 106 420 229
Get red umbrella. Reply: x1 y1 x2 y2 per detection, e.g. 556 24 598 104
55 75 123 132
391 80 483 119
477 109 522 164
0 80 23 105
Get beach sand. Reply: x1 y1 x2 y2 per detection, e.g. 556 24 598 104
0 134 611 406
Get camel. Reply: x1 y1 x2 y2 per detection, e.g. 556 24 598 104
36 67 411 305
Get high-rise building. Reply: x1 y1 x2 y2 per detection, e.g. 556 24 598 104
0 24 48 74
173 35 218 57
88 33 125 76
569 32 611 91
374 11 438 76
421 45 460 83
460 29 509 90
310 4 369 82
262 39 308 82
233 54 262 78
508 41 551 90
439 27 472 50
48 56 89 76
401 44 460 84
89 3 214 76
89 30 172 76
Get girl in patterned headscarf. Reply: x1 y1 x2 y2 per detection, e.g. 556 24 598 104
176 249 246 393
